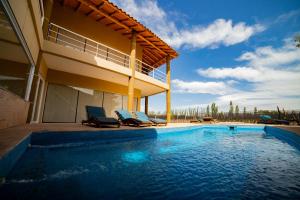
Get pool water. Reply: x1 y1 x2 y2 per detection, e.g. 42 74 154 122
1 127 300 199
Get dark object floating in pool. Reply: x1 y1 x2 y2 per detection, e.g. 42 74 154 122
229 126 235 130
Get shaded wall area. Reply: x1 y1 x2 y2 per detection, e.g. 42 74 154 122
0 88 29 129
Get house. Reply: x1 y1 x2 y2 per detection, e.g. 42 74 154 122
0 0 178 128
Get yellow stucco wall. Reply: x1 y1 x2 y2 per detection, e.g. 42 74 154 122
50 1 143 60
47 69 141 98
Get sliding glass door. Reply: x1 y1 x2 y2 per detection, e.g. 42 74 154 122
43 83 138 123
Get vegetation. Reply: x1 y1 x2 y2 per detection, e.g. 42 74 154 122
295 35 300 48
148 101 300 123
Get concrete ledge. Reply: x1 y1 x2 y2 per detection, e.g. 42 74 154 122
0 135 30 178
31 129 159 147
265 126 300 151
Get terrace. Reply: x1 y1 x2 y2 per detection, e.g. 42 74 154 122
46 23 167 83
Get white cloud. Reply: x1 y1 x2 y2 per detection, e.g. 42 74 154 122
177 38 300 110
111 0 264 49
172 79 235 95
197 66 261 82
236 40 300 69
198 39 300 82
166 19 265 49
274 9 300 24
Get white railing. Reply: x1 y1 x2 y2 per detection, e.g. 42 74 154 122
46 23 166 83
135 59 166 82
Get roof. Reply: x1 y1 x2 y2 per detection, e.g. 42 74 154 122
57 0 178 67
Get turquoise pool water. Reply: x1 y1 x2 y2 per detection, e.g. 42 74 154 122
0 126 300 199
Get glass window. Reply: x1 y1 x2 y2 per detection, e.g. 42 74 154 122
103 92 122 118
0 6 31 98
122 95 128 110
76 89 104 123
43 84 78 122
42 83 139 122
122 96 138 111
133 97 138 111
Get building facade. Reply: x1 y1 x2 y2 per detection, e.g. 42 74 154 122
0 0 177 129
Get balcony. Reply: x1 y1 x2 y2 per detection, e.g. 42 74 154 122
46 23 166 83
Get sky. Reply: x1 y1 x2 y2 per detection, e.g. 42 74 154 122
111 0 300 112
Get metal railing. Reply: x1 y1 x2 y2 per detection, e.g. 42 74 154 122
46 23 166 82
135 59 166 82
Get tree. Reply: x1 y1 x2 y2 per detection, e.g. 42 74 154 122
243 107 246 119
211 102 218 117
295 35 300 48
254 107 258 115
235 105 239 118
206 105 210 116
229 101 234 119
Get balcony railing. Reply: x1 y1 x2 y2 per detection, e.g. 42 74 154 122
46 23 166 83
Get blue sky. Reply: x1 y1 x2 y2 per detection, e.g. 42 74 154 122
112 0 300 112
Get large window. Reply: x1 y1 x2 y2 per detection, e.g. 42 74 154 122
43 84 78 123
0 6 31 98
43 83 138 123
76 88 104 123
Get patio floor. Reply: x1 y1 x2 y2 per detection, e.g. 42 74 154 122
0 122 299 158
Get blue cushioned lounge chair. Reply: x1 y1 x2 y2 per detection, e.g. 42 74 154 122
258 115 289 125
135 111 167 126
82 106 120 128
115 109 152 127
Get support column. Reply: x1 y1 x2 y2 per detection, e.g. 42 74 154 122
43 0 54 38
145 96 149 114
166 55 171 123
127 30 136 112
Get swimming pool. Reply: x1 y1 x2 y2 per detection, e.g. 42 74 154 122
0 126 300 199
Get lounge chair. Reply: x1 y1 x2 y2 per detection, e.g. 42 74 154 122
258 115 290 125
82 106 120 127
190 118 203 123
135 111 167 126
115 109 152 127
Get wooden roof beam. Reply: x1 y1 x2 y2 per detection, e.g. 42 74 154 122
122 32 132 36
143 53 156 64
96 16 106 21
85 9 94 16
78 0 129 30
138 42 150 46
152 57 167 67
144 48 161 62
139 35 167 56
114 27 125 31
106 22 115 26
74 2 81 11
109 10 118 17
119 18 130 22
77 0 168 57
142 36 153 39
128 24 139 28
